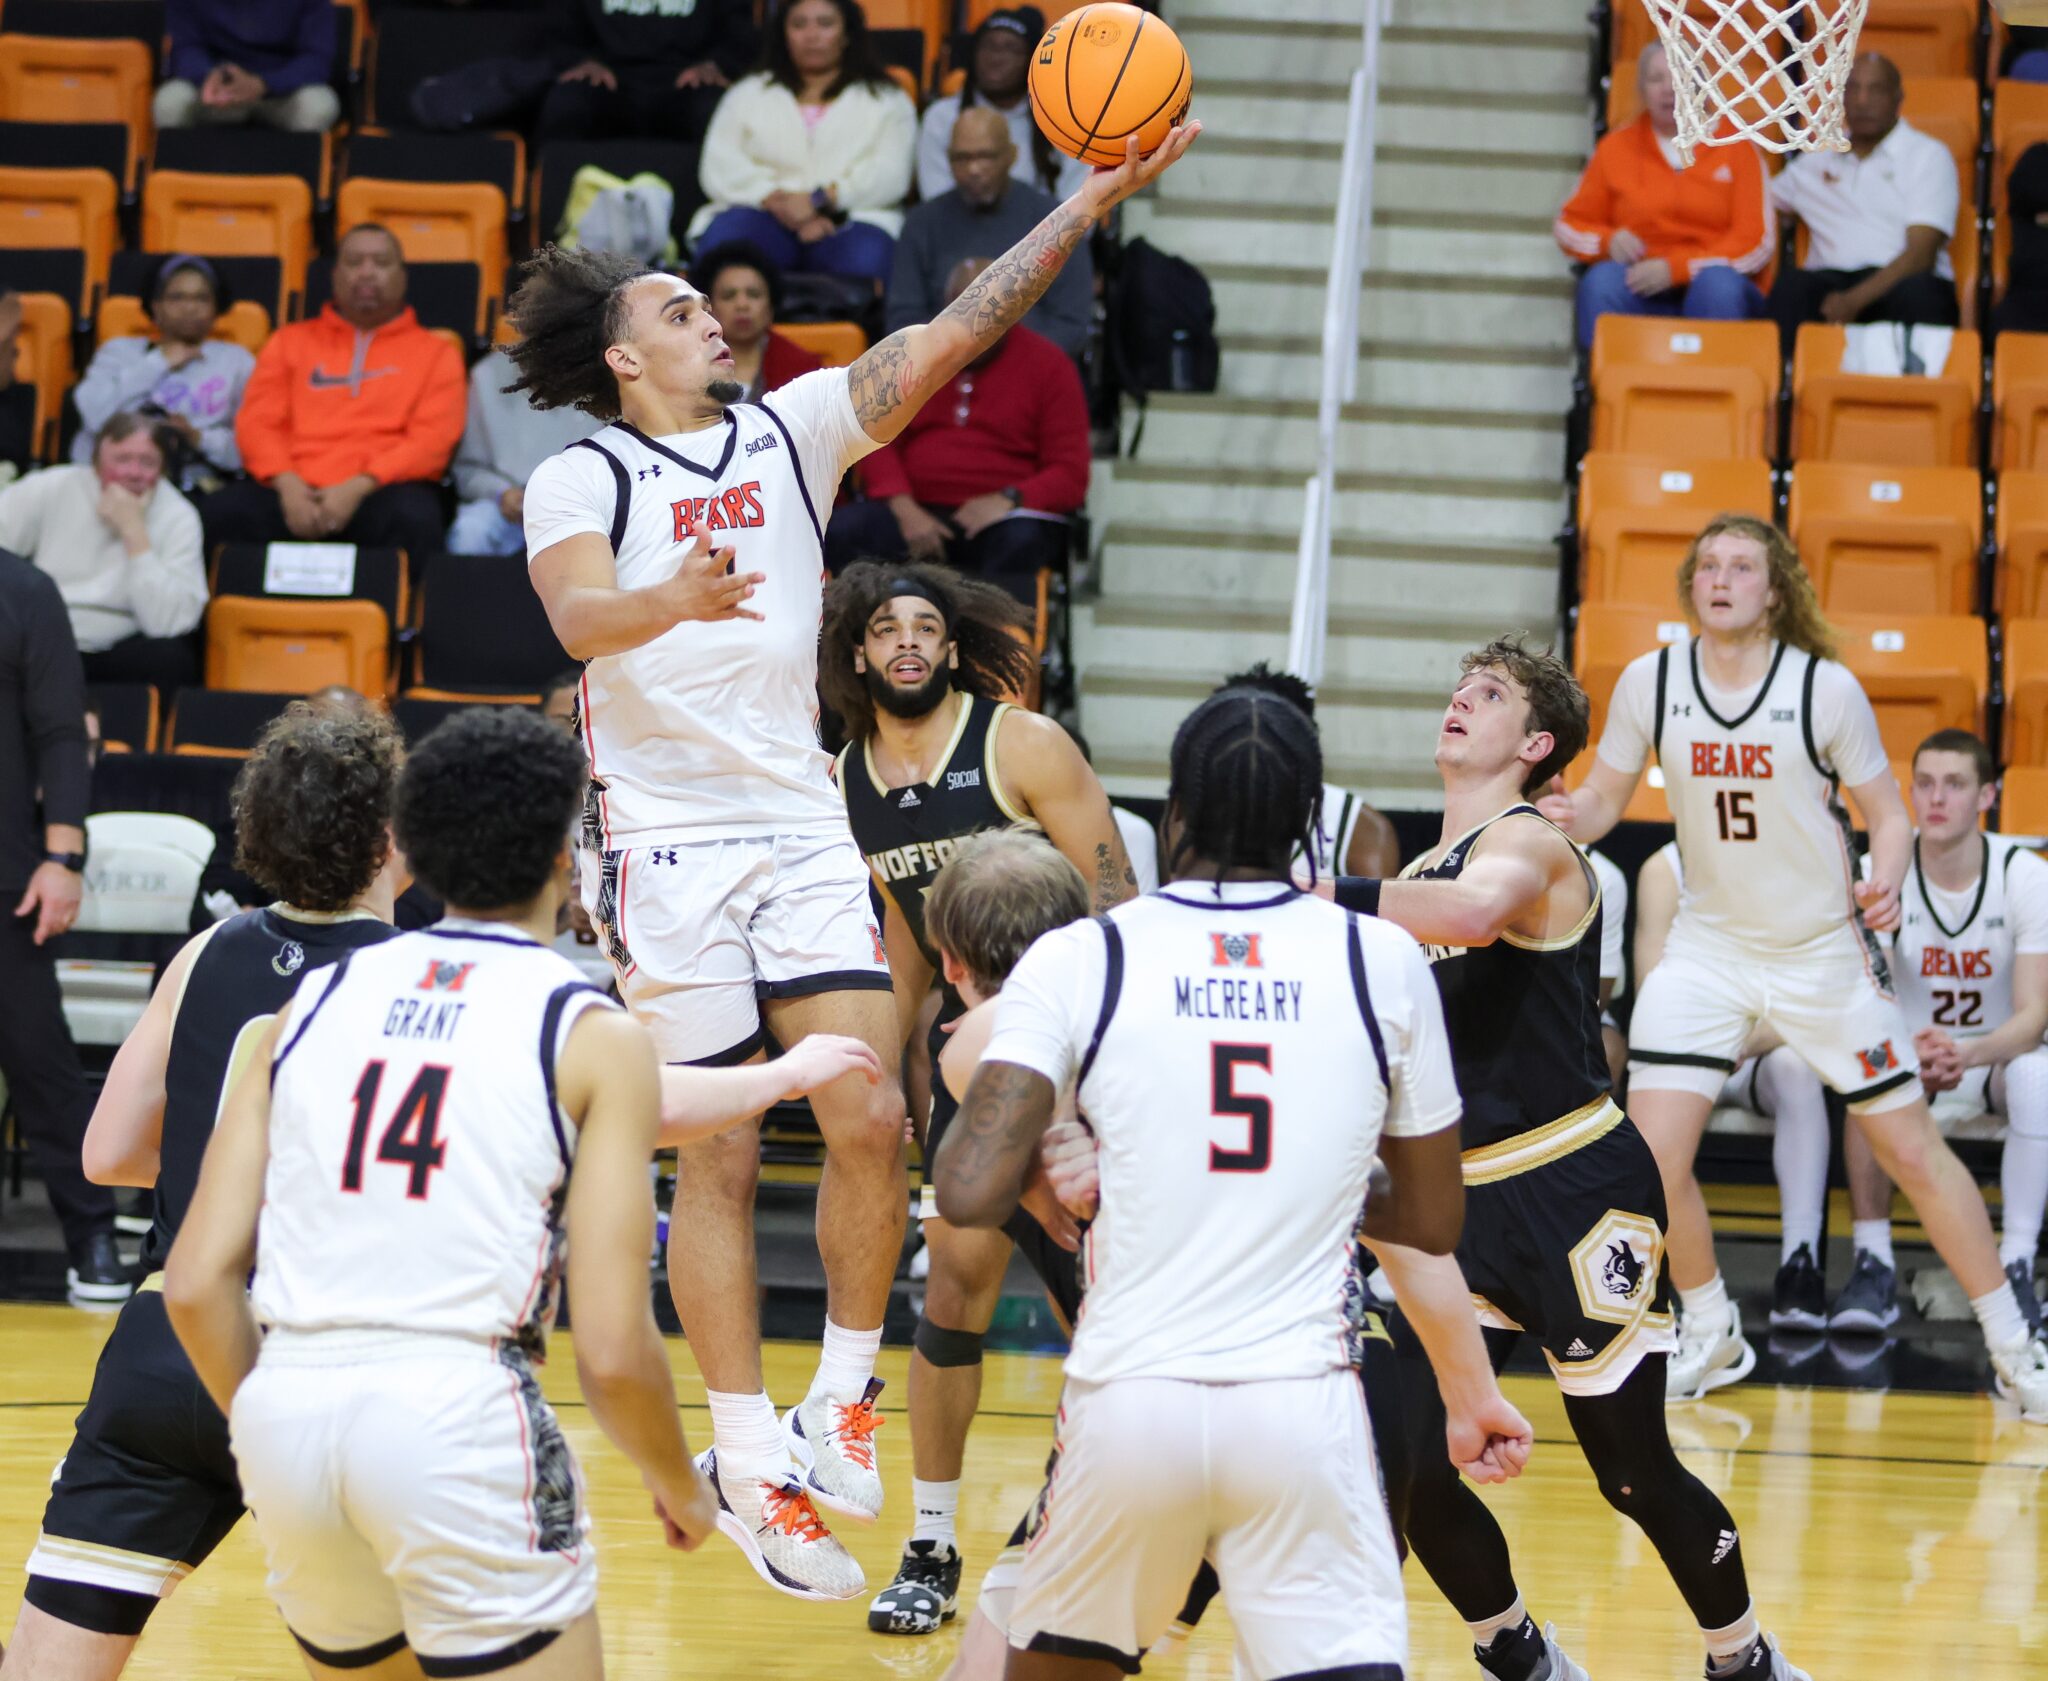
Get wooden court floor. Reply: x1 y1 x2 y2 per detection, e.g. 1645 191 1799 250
2 1303 2044 1679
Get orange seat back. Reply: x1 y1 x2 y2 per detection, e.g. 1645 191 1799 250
1997 468 2048 616
1590 316 1780 460
776 320 868 368
96 293 271 353
1830 612 1986 761
144 171 315 306
1862 0 1978 75
0 165 117 302
1995 331 2048 470
205 597 390 697
0 36 151 184
2003 618 2048 767
2000 764 2048 835
1792 324 1981 466
862 0 947 77
1577 453 1774 608
1785 461 1982 616
12 290 71 461
338 178 507 324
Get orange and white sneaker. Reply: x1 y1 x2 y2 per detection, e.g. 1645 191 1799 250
784 1376 886 1525
696 1447 866 1601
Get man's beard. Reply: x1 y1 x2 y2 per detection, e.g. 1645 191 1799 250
864 659 952 720
708 377 746 405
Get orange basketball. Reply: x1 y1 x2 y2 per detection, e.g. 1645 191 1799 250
1028 4 1192 170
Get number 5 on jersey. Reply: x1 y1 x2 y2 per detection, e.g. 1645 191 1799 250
342 1061 453 1199
1211 1043 1273 1173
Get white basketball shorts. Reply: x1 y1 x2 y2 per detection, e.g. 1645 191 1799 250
229 1331 595 1674
1007 1369 1406 1679
1629 923 1921 1115
585 829 891 1064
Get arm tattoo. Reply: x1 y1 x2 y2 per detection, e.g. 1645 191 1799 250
933 1060 1054 1225
1093 842 1122 912
846 330 917 432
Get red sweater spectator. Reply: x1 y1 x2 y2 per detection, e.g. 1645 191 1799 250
760 330 825 398
825 324 1086 603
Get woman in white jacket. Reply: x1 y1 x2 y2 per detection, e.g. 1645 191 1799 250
691 0 917 286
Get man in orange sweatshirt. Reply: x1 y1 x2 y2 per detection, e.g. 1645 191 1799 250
1554 45 1773 352
206 224 465 558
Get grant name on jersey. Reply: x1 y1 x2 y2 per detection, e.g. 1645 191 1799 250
1690 741 1774 778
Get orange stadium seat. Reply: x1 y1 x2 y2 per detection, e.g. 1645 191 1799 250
336 178 506 332
1831 612 1986 760
1569 600 1691 822
143 171 315 308
12 289 70 462
861 0 948 78
2002 617 2048 766
95 293 271 353
1861 0 1979 76
0 165 117 307
205 597 390 697
1995 331 2048 470
1785 461 1982 616
777 321 868 368
0 35 151 188
1997 469 2048 616
1590 316 1780 460
1993 80 2048 295
2000 764 2048 835
1792 324 1980 466
1576 453 1774 608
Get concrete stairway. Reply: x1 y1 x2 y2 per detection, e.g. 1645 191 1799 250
1078 0 1591 806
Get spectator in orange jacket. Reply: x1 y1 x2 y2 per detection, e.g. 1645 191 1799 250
1555 45 1772 351
204 224 465 558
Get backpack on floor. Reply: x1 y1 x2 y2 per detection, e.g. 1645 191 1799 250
1107 237 1219 453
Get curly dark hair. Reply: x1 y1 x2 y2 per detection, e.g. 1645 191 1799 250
820 560 1035 741
1219 660 1316 721
1165 687 1323 881
232 702 402 911
396 707 586 912
762 0 893 98
502 244 660 420
691 240 785 316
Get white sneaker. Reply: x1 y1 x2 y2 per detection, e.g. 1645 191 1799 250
1667 1299 1757 1403
1704 1632 1810 1679
1990 1330 2048 1423
1538 1622 1590 1681
696 1447 866 1601
785 1377 886 1525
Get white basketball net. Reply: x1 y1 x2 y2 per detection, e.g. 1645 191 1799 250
1642 0 1870 165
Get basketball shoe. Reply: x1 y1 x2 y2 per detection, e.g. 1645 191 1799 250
1768 1244 1826 1332
1474 1618 1588 1681
867 1539 962 1634
1668 1298 1757 1403
1826 1249 1900 1333
695 1447 866 1600
1989 1329 2048 1423
785 1375 886 1524
1706 1633 1810 1679
2007 1259 2044 1336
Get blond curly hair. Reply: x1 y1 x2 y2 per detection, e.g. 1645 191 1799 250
1676 514 1839 662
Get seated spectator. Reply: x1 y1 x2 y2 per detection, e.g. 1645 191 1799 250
0 293 35 481
1768 53 1959 346
691 242 825 401
537 0 758 147
915 8 1087 204
889 108 1091 357
154 0 342 134
691 0 917 287
540 670 581 731
824 259 1087 600
0 414 207 689
449 347 598 557
1998 142 2048 336
72 255 254 494
1556 44 1770 352
206 225 465 560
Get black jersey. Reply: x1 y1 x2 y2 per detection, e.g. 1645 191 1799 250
142 906 397 1272
836 691 1023 969
1401 804 1610 1152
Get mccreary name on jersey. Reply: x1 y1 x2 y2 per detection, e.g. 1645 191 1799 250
1173 975 1308 1022
1691 741 1775 779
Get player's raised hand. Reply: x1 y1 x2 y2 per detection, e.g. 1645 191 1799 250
1854 875 1901 933
1078 122 1202 219
1446 1389 1534 1486
775 1033 884 1101
660 522 765 625
1534 774 1579 834
1040 1111 1100 1221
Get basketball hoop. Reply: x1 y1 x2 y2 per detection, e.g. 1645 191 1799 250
1640 0 1870 166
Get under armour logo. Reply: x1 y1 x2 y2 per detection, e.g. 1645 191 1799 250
637 464 663 480
650 847 679 864
1670 703 1693 716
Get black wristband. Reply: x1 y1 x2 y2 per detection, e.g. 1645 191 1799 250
1333 877 1381 917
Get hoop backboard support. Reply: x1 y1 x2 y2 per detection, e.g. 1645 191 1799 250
1641 0 1869 166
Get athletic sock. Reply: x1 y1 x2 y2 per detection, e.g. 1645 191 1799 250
809 1318 883 1402
1972 1279 2031 1351
1762 1048 1829 1262
706 1388 789 1479
1998 1059 2048 1268
1467 1598 1542 1681
1678 1273 1729 1325
911 1477 959 1547
1701 1604 1761 1671
1852 1219 1896 1270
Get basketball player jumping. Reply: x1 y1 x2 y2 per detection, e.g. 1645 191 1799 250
508 123 1198 1598
1326 637 1805 1681
816 561 1136 1634
935 686 1530 1680
1543 517 2048 1418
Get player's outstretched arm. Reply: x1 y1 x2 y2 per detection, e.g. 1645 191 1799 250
560 1007 717 1552
530 523 766 662
655 1033 882 1147
163 1011 284 1416
1000 709 1138 911
1338 820 1561 949
933 1060 1057 1228
82 922 218 1185
845 125 1200 446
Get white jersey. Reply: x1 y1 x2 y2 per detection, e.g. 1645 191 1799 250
1296 782 1371 880
1596 638 1890 957
253 922 617 1353
983 880 1461 1386
1893 833 2048 1042
1587 846 1628 996
522 370 879 849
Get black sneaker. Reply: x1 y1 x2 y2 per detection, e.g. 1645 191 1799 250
1827 1249 1900 1333
2007 1259 2045 1337
1769 1243 1827 1331
867 1539 960 1635
66 1229 135 1306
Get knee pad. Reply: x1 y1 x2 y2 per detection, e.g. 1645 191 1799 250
2003 1050 2048 1141
914 1315 984 1368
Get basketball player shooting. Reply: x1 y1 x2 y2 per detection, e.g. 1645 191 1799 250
505 123 1198 1601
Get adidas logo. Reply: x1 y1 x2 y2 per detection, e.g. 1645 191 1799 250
899 788 920 808
1566 1337 1593 1358
1712 1527 1739 1566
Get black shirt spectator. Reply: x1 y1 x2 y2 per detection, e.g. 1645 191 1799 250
2001 143 2048 336
538 0 760 147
